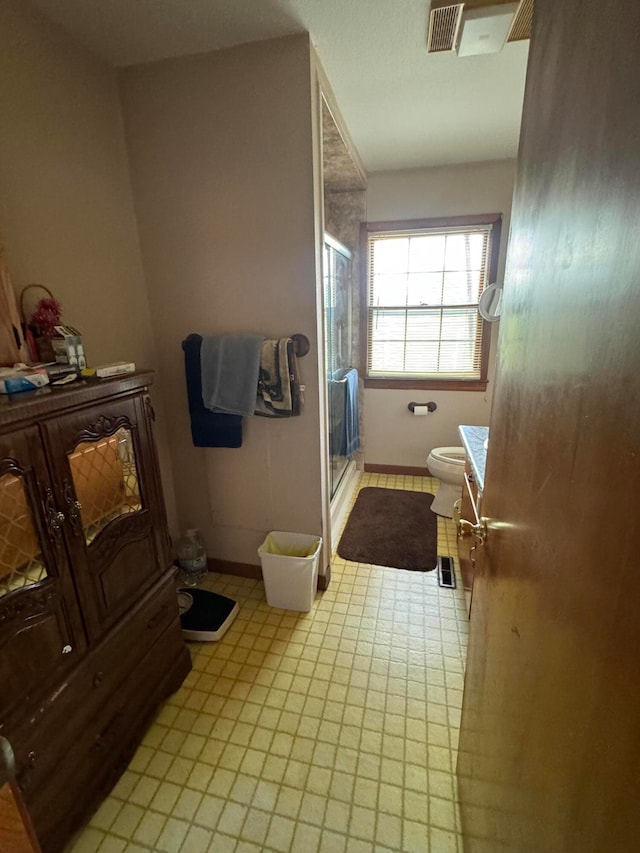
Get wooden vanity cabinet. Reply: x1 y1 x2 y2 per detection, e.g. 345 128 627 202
0 372 190 852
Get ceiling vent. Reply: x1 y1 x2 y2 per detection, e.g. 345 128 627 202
427 0 533 54
507 0 534 41
457 3 518 56
427 3 464 53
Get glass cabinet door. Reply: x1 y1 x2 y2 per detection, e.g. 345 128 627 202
48 399 162 639
0 430 85 721
0 471 48 598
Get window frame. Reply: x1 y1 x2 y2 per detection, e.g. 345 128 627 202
359 213 502 391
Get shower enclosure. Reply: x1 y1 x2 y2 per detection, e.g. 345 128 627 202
323 234 354 499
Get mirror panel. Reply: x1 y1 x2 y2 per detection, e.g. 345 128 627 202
68 428 142 544
0 472 47 598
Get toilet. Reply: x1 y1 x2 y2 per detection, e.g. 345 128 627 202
427 446 467 517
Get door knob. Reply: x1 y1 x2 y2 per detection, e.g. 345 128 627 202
63 479 83 536
456 516 488 544
44 488 65 541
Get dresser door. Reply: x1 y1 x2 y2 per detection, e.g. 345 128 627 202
0 737 41 853
0 429 86 722
43 395 165 641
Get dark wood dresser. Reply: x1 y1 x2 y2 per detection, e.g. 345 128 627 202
0 371 191 852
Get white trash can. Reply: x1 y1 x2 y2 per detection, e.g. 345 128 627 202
258 531 322 612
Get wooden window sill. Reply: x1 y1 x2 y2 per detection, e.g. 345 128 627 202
364 377 488 392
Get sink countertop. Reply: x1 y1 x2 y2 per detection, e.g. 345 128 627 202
459 425 489 492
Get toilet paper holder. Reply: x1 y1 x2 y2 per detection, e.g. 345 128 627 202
408 401 437 414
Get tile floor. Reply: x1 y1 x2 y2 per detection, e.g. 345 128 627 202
69 473 468 853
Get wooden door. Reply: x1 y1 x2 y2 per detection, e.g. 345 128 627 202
43 395 165 641
457 1 640 850
0 429 86 724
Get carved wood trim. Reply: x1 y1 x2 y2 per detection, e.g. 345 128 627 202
89 511 151 566
67 413 149 532
74 414 132 444
144 396 155 423
0 582 57 625
0 457 29 478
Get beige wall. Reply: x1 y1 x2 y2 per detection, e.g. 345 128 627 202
120 35 325 568
364 160 517 467
0 0 178 534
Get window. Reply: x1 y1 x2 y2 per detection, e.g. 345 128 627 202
361 214 501 390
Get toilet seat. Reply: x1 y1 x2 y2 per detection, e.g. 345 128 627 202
429 446 466 466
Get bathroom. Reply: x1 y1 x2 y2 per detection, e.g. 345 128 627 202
0 0 520 588
1 2 521 850
4 2 639 850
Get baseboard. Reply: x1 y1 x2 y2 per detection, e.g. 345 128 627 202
207 558 261 580
364 464 431 476
208 557 331 591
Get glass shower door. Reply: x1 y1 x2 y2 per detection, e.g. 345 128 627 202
323 234 353 499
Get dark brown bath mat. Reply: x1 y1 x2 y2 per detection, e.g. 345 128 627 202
337 487 437 571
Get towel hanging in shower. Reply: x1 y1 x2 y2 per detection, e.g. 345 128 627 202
339 368 360 456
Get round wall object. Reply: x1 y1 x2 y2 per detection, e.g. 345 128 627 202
478 283 503 322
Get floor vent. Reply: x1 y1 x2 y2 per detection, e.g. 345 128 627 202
437 555 457 589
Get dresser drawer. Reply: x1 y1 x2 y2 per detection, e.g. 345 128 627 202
29 616 189 852
5 570 180 797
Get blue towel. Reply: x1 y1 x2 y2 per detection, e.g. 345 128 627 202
340 368 360 457
182 335 243 448
200 334 263 417
328 376 346 457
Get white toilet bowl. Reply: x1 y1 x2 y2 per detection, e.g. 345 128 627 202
427 446 466 517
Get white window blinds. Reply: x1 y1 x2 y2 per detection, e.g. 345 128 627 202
366 224 493 380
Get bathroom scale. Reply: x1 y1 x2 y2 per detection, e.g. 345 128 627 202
177 588 239 641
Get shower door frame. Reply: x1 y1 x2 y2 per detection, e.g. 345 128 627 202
323 233 354 501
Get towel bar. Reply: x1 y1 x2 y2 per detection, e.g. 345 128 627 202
182 333 309 357
291 333 310 357
182 332 310 424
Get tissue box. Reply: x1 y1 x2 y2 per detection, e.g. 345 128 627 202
0 367 50 394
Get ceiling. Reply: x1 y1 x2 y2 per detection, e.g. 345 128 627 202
30 0 530 173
